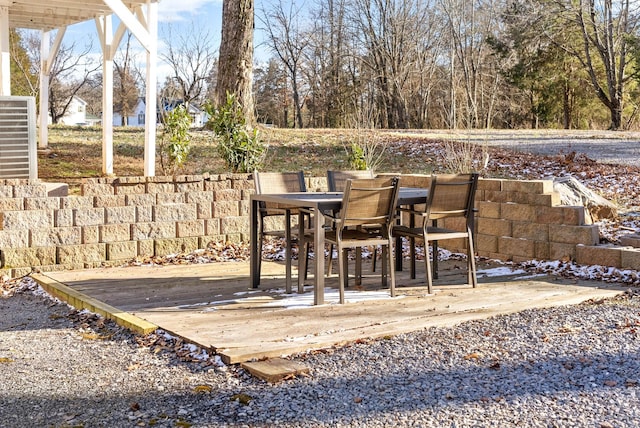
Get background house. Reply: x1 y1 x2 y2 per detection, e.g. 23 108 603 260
54 96 100 126
113 98 147 127
159 99 210 128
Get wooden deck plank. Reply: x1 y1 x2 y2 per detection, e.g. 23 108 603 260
241 358 310 383
42 260 625 365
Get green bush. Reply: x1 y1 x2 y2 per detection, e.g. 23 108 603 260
159 104 191 175
348 143 367 170
206 93 266 173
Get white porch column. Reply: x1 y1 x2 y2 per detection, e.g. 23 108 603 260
97 15 114 175
39 31 50 149
38 28 65 149
144 1 158 177
0 7 10 96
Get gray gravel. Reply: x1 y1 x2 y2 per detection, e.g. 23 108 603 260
2 278 640 427
407 129 640 167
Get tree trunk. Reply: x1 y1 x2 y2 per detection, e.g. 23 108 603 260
217 0 255 124
609 98 622 130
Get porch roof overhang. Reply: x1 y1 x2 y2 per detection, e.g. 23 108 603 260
1 0 152 31
0 0 160 177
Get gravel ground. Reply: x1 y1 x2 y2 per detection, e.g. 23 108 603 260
4 134 640 427
2 277 640 427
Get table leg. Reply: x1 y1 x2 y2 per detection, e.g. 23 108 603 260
284 209 292 293
314 209 325 305
298 212 306 294
250 198 260 288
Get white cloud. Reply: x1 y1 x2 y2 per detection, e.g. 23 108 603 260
158 0 221 22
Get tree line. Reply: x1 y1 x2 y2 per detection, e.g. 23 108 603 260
256 0 640 131
9 0 640 131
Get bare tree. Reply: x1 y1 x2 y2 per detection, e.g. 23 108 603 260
351 0 437 128
113 32 142 126
76 74 103 116
254 58 288 126
437 0 505 129
544 0 639 130
259 0 309 128
9 29 38 97
217 0 255 124
161 22 217 107
22 31 99 124
305 0 356 127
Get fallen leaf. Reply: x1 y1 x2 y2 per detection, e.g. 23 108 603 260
0 357 14 363
354 396 363 403
230 393 252 405
193 385 212 393
81 332 101 340
464 352 482 360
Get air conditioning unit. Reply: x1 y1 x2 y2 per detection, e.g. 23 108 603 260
0 96 37 179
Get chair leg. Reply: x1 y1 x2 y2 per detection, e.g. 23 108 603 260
304 241 310 280
424 240 433 294
388 243 396 297
326 244 334 276
372 247 377 272
257 234 263 280
355 247 362 285
338 247 347 304
432 240 439 280
409 236 416 279
467 230 478 288
297 214 309 292
381 245 388 288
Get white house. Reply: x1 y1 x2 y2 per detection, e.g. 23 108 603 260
186 104 209 128
113 98 147 127
159 99 210 128
53 96 100 125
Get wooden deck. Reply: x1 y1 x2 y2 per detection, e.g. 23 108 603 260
38 258 625 364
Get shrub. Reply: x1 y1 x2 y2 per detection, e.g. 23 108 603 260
159 104 191 175
441 137 489 174
206 93 266 173
348 142 367 170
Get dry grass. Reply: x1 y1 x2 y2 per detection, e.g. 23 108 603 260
40 126 441 192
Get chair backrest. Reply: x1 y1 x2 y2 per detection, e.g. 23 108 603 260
340 176 400 228
327 170 375 192
253 171 306 194
253 171 306 216
426 173 479 220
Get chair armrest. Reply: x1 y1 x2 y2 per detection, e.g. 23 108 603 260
397 207 423 216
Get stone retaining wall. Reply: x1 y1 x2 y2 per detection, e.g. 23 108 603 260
0 174 637 278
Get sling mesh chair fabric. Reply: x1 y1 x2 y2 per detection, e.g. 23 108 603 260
319 176 400 303
392 173 479 294
253 171 310 292
326 170 376 276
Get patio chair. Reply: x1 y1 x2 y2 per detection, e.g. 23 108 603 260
253 171 311 291
319 176 400 303
326 169 375 276
393 173 479 294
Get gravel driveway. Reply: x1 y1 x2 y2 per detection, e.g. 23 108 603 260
400 129 640 167
3 129 640 427
2 277 640 427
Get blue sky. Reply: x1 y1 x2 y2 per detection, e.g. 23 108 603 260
61 0 259 82
67 0 223 44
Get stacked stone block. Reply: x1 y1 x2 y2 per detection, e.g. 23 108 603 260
0 174 638 278
0 175 252 278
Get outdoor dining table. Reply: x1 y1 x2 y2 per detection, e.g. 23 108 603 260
250 187 429 305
